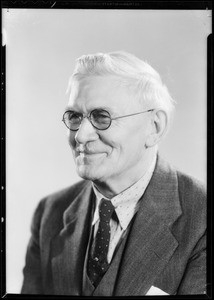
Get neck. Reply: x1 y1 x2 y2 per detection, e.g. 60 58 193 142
93 148 157 199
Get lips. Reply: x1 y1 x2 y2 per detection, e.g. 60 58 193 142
78 150 98 155
78 151 106 158
76 145 106 156
74 143 111 162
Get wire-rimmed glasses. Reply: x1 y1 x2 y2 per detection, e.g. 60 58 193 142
62 108 154 131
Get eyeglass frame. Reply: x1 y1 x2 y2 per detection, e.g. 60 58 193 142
62 108 155 131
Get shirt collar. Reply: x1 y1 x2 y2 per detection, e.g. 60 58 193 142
92 155 157 230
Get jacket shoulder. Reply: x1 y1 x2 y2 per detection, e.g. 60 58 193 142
31 180 91 232
156 156 206 238
43 179 90 208
177 170 206 196
176 170 206 211
173 169 206 239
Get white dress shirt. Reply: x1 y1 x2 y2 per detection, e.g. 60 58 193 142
92 155 157 263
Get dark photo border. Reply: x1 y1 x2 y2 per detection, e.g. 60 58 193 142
1 1 212 299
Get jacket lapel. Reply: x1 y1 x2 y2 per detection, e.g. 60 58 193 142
114 156 182 296
51 181 94 295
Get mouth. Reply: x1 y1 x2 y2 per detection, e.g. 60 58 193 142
75 145 105 156
75 150 107 164
78 151 106 158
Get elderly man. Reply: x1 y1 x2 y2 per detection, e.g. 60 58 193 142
21 51 206 296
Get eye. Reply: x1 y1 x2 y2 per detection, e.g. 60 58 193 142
66 111 82 121
91 110 111 124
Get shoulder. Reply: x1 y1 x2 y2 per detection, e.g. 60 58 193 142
171 167 206 241
31 180 91 230
156 155 206 201
176 169 206 219
176 170 206 199
156 155 206 231
42 179 90 209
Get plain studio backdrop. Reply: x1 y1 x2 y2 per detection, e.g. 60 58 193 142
3 9 211 293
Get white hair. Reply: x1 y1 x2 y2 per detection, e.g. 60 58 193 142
68 51 175 123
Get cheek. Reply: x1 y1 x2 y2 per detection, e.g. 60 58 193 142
100 131 121 150
116 130 147 159
100 133 127 163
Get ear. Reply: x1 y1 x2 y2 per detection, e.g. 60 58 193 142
145 110 168 148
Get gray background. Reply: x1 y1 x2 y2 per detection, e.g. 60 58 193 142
3 9 211 293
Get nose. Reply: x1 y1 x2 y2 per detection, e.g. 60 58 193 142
74 117 99 144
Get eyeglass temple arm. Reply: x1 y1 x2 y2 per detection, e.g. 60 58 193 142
112 109 154 120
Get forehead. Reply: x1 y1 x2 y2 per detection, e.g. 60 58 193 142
68 75 139 112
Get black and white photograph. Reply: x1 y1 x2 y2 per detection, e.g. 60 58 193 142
2 4 211 296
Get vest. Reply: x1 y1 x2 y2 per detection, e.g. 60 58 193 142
82 219 134 296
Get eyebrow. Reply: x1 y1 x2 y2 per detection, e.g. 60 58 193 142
64 105 75 111
64 106 115 115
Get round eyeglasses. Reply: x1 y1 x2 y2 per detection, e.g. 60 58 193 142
62 108 154 131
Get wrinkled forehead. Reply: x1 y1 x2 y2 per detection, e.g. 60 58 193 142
68 75 140 111
69 75 139 110
69 75 124 96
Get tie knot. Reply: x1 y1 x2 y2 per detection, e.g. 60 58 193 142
99 199 115 223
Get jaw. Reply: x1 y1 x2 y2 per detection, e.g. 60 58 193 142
75 154 108 181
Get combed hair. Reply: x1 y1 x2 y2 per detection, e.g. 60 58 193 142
67 51 175 123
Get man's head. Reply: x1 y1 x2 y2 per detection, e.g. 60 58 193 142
64 51 174 190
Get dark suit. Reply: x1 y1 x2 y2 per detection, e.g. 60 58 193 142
21 156 206 295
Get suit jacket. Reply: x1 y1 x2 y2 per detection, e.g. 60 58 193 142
21 156 206 295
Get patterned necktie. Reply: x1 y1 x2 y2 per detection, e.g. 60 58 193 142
88 198 115 287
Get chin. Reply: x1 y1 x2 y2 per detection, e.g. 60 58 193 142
76 165 103 181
